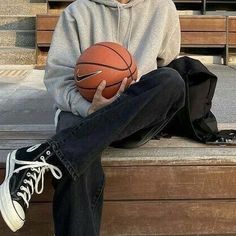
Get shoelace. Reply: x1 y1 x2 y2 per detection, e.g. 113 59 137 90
13 154 62 208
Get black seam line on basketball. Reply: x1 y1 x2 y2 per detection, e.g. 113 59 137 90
125 49 135 81
78 67 137 90
76 62 131 71
95 43 133 79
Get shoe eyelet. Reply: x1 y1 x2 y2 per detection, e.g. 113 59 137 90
23 180 27 184
40 155 45 160
20 186 24 190
27 173 31 177
46 151 51 155
30 168 34 171
17 192 20 196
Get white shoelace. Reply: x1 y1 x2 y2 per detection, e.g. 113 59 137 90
12 155 62 208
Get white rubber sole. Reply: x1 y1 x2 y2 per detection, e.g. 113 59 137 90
0 150 25 232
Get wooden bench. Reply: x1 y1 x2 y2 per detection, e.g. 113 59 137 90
46 0 205 13
1 124 236 235
46 0 236 15
228 16 236 61
36 14 228 66
180 15 228 64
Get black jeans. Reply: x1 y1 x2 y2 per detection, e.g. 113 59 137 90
49 67 185 236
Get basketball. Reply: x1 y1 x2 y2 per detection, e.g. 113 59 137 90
74 42 138 102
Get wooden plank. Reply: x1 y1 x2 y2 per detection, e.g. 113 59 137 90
181 44 225 48
103 166 236 200
174 0 202 2
229 33 236 45
36 15 227 32
1 200 236 235
2 165 236 202
37 31 53 46
180 17 226 32
101 200 236 235
37 15 59 30
0 203 53 236
36 47 49 65
181 32 226 45
229 17 236 32
2 201 236 235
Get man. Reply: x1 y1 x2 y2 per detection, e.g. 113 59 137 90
0 0 185 235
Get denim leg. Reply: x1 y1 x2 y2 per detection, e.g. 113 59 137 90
52 111 104 236
50 67 185 236
52 159 104 236
48 67 185 181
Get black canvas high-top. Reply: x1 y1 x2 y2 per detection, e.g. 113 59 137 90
0 143 62 232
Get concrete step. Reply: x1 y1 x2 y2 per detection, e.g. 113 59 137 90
0 47 36 65
179 54 223 64
0 3 47 15
0 30 35 47
0 16 35 30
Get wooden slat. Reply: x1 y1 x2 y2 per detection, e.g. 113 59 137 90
2 165 236 202
180 17 226 32
37 31 53 46
229 17 236 32
0 203 53 236
37 15 59 30
181 32 226 45
229 33 236 45
37 15 227 32
2 201 236 235
101 200 236 235
174 0 202 2
104 166 236 200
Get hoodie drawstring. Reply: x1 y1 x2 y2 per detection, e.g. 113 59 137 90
127 7 133 50
117 4 121 43
116 3 133 51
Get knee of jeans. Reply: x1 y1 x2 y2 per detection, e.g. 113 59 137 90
159 67 185 93
142 68 184 88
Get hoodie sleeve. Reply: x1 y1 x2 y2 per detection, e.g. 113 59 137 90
43 9 91 118
156 19 181 67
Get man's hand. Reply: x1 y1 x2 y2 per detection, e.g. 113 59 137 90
87 77 128 115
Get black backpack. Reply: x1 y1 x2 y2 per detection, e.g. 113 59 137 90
158 56 236 145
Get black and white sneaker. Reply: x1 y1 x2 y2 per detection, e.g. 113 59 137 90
0 143 62 232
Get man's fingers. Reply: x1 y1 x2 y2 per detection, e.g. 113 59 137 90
117 77 128 94
94 80 106 98
130 79 137 85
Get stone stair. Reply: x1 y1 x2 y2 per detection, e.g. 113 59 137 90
0 0 47 65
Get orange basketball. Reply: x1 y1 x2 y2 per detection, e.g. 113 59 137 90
74 42 138 102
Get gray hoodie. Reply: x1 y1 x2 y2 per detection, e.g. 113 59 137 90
44 0 180 117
